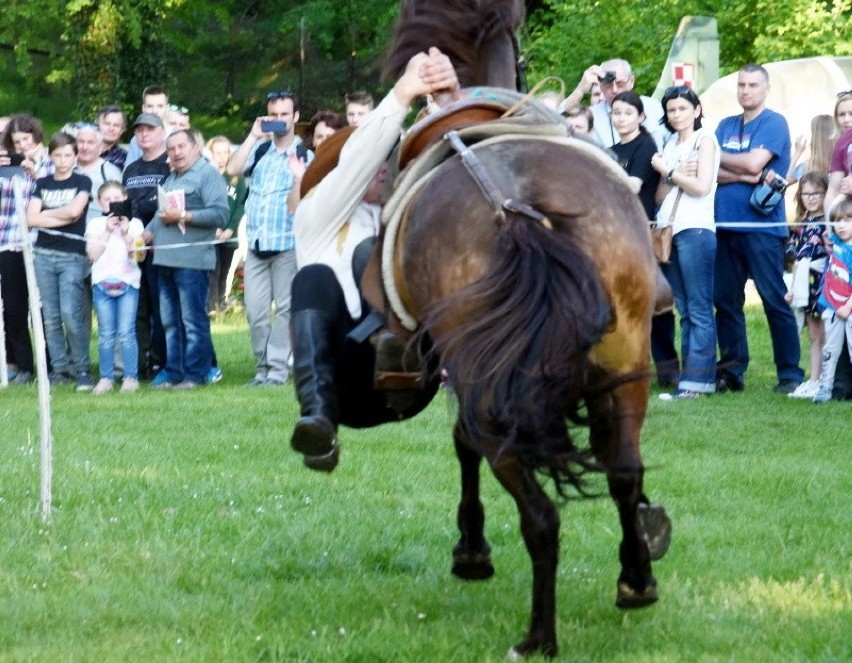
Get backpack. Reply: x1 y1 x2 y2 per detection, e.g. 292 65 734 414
243 140 309 204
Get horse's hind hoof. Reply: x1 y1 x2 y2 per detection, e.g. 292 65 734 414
616 580 658 609
638 502 672 561
302 444 340 473
452 551 495 580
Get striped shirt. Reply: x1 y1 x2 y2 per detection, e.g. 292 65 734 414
0 155 53 251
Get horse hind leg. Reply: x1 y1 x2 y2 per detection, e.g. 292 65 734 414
451 420 495 580
588 379 668 610
489 452 560 659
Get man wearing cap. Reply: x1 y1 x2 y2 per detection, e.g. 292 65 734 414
143 129 228 389
288 47 459 472
124 85 170 168
226 90 313 387
123 112 170 379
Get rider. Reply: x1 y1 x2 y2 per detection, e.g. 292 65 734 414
289 48 460 472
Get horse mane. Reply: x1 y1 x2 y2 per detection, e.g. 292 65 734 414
419 214 613 497
383 0 525 85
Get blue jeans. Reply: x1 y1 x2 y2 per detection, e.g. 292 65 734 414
34 248 90 376
158 266 212 384
714 230 803 383
663 229 717 393
93 283 140 380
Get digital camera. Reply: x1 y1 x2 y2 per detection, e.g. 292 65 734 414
598 71 616 84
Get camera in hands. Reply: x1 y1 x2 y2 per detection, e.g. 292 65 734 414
261 120 287 134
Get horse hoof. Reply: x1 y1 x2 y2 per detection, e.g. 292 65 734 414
507 639 557 659
451 552 495 580
302 444 340 473
615 580 658 609
638 502 672 561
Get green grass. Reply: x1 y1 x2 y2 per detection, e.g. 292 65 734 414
1 309 849 662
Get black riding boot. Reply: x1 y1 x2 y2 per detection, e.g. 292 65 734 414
290 309 340 472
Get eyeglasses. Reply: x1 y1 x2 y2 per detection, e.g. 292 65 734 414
73 121 99 131
801 192 825 198
664 85 692 96
836 90 852 99
266 90 294 101
169 104 189 114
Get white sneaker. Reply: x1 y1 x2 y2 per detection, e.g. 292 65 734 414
788 379 819 399
92 378 114 396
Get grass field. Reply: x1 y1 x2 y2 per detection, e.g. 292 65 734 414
1 310 849 662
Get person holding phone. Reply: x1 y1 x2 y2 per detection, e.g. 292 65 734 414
85 181 145 394
226 90 314 387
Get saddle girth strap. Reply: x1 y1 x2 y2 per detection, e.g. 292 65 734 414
446 130 507 226
446 130 553 230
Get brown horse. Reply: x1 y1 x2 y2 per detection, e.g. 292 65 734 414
376 1 670 659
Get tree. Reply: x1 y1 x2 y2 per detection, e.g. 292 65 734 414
524 0 851 97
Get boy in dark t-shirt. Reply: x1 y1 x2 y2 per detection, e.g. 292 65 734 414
26 132 93 389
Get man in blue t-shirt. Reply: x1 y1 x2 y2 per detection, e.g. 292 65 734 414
714 63 803 394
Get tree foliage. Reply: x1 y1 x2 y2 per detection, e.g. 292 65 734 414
524 0 851 96
0 0 848 135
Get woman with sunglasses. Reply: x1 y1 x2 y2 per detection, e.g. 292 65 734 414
826 91 852 208
650 86 721 398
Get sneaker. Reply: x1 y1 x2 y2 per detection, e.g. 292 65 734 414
812 387 833 404
788 379 819 399
48 372 74 386
206 366 223 384
774 379 802 395
247 376 266 386
76 372 95 392
715 372 745 393
171 380 201 390
263 377 287 386
92 378 114 395
120 377 140 393
12 370 34 385
150 370 170 387
659 389 703 401
7 367 18 380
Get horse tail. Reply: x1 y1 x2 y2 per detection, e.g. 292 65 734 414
422 215 612 495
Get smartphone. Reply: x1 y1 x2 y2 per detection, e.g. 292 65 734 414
109 200 132 218
7 153 25 166
261 119 287 134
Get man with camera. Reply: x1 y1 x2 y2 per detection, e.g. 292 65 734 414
713 63 802 395
565 58 667 149
226 91 313 386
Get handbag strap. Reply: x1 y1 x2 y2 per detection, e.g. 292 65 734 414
668 188 684 224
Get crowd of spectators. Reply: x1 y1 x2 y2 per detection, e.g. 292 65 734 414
0 84 352 392
2 64 852 405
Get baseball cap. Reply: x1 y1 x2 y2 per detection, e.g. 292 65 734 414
133 113 164 128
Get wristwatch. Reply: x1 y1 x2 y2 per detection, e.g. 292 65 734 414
180 209 187 223
665 169 676 185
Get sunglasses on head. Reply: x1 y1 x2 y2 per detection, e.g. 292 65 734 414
267 90 294 101
169 104 189 114
664 85 692 96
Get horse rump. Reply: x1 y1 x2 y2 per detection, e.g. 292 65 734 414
420 211 612 496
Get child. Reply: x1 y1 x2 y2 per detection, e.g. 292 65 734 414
813 195 852 403
85 181 145 394
26 132 93 390
785 172 829 398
